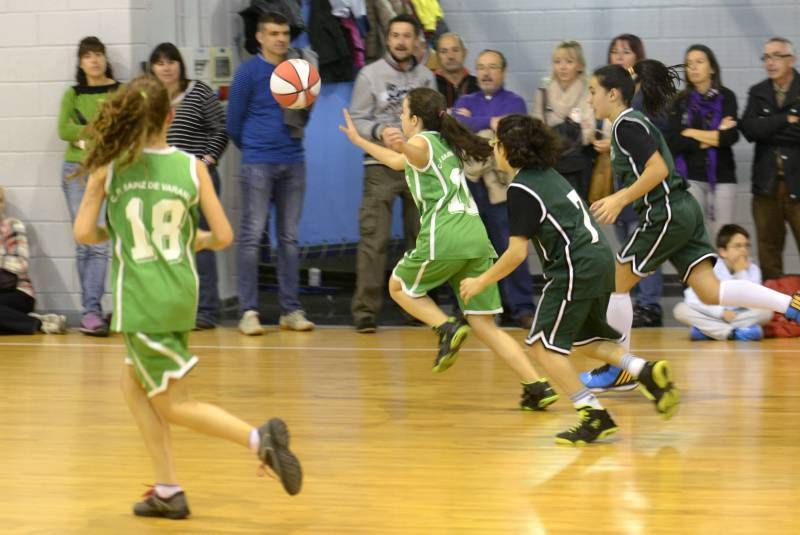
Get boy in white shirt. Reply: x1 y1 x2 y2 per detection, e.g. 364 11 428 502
673 224 773 341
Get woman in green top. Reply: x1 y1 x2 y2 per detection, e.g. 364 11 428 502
58 36 120 336
340 87 558 411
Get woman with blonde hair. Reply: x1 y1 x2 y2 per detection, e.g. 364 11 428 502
532 40 595 200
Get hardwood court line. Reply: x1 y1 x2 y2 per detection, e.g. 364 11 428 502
0 341 796 353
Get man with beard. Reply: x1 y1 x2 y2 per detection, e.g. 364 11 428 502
349 14 436 333
435 32 479 109
452 50 536 329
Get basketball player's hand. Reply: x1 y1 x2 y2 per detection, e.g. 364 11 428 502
195 230 213 251
338 109 363 145
593 138 611 153
591 191 626 224
722 310 737 323
459 276 485 305
381 127 404 151
788 114 799 124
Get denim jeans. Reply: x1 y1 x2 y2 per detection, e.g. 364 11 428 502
615 216 664 309
62 161 109 315
196 166 221 322
467 179 536 318
237 162 305 315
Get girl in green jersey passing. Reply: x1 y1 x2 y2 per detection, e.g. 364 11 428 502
340 87 558 411
73 76 302 519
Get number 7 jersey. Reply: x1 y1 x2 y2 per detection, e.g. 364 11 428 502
105 147 200 332
508 168 615 300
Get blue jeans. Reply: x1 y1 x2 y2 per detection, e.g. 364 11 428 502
615 216 663 309
62 161 109 315
467 180 536 318
237 162 305 315
196 167 221 322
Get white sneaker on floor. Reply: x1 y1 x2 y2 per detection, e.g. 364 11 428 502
29 313 67 334
279 310 315 331
239 310 265 336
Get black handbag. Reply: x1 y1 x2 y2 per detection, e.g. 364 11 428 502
540 88 587 175
0 268 18 292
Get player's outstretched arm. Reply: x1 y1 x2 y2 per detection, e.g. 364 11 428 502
73 166 109 245
196 159 233 251
339 109 405 171
460 236 528 304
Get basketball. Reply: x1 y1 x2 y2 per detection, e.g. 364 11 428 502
269 58 321 110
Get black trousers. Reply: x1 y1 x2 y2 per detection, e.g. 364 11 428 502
0 290 38 334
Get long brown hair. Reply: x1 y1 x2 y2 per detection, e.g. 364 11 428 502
79 75 171 175
406 87 491 162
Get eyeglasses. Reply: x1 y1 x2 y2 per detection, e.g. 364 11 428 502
488 137 499 147
761 53 793 62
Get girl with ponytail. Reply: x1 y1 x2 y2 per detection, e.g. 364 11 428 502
73 75 303 518
340 87 558 410
587 62 800 365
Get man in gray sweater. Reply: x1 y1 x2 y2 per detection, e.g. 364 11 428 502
349 14 436 333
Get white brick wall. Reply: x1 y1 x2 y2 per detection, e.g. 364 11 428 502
0 1 146 314
441 0 800 274
2 1 799 316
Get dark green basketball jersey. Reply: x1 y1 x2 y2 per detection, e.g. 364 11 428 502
610 108 687 214
404 131 495 260
105 147 200 333
509 168 615 299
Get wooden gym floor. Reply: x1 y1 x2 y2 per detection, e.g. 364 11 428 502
1 327 798 534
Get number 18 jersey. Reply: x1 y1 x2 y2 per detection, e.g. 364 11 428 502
404 131 495 260
105 147 200 333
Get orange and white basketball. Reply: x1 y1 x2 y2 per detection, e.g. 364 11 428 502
269 58 321 110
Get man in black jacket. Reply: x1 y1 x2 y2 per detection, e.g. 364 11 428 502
740 37 800 280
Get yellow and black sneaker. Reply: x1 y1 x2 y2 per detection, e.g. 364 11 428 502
258 418 303 495
520 379 559 411
133 487 190 519
637 360 680 420
785 291 800 322
432 316 470 373
555 406 619 446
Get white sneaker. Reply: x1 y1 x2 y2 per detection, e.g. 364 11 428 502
279 310 315 331
239 310 264 336
30 313 67 334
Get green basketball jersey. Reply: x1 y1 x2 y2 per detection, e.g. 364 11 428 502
404 131 495 260
610 108 686 214
510 168 614 300
105 147 200 333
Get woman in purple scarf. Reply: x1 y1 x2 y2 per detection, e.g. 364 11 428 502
667 44 740 239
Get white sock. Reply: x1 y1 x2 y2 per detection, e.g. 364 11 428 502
570 388 603 410
620 353 646 379
249 428 260 453
719 280 791 312
607 292 633 352
154 483 182 499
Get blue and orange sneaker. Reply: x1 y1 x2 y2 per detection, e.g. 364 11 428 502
580 365 637 393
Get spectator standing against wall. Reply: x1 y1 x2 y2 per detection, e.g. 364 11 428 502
227 12 317 335
740 37 800 281
349 14 436 333
57 36 119 336
667 44 740 241
453 49 536 329
532 40 595 201
434 32 478 108
149 43 229 330
0 187 66 335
